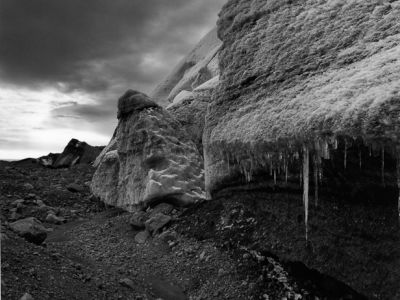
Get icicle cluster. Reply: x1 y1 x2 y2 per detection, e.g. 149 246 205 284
215 135 399 241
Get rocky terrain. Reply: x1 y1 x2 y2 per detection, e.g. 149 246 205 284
1 159 369 300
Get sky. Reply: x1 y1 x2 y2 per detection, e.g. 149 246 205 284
0 0 226 160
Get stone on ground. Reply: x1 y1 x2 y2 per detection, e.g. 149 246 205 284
20 293 34 300
119 278 135 290
134 231 150 244
129 211 147 229
66 183 84 193
45 213 66 225
9 217 47 245
145 213 172 235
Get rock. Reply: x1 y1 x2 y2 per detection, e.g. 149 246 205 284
1 231 9 242
119 278 135 289
23 183 34 190
34 199 46 207
37 152 60 167
25 193 36 200
151 27 221 107
9 217 47 244
20 293 34 300
9 211 22 221
134 231 149 244
45 213 66 224
145 213 171 234
148 203 174 218
12 199 25 207
158 230 177 244
91 91 205 211
129 211 147 229
52 138 103 168
218 268 227 278
66 183 84 193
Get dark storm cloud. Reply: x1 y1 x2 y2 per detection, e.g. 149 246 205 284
0 0 225 159
52 103 114 122
0 0 226 95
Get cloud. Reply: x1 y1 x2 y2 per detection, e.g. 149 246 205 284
0 0 225 94
0 0 226 159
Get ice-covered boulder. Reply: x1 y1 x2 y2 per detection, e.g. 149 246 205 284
91 90 205 211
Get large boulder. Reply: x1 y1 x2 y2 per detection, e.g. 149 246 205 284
150 27 221 107
91 90 205 211
9 217 47 244
203 1 400 298
52 139 104 168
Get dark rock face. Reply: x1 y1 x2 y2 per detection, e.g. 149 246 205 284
52 139 103 168
37 153 60 167
91 91 205 211
202 0 400 298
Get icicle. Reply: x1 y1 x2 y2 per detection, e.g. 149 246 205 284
397 150 400 223
313 155 319 207
344 140 347 169
274 169 277 185
359 149 362 169
300 168 303 187
285 160 288 185
334 137 338 150
302 145 310 241
381 146 385 186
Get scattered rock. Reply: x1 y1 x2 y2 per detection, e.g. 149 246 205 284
1 231 9 242
66 183 84 193
20 293 34 300
12 199 25 207
9 211 22 221
34 199 46 207
9 217 47 245
218 268 227 278
134 231 149 244
149 203 174 218
45 213 66 225
145 213 172 234
119 278 135 290
23 183 34 190
25 193 36 200
129 211 147 229
158 230 177 244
